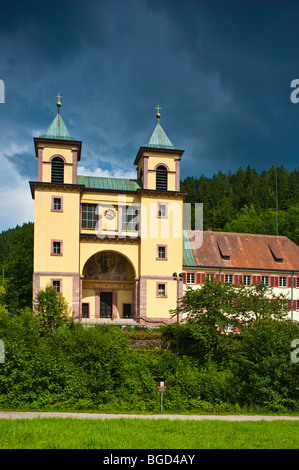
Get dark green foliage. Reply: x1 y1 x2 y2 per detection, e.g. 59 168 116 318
34 285 73 335
229 319 299 408
0 306 298 413
181 165 299 244
0 222 34 311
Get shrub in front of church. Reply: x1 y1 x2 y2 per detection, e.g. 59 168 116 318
0 306 298 413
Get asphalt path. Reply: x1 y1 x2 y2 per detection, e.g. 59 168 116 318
0 412 298 421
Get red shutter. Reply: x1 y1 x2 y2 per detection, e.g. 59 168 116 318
253 276 257 284
202 273 206 284
220 274 225 282
271 276 279 287
287 277 292 288
294 277 297 288
182 273 187 284
196 273 202 284
234 275 239 285
256 275 261 283
215 273 220 282
287 300 292 310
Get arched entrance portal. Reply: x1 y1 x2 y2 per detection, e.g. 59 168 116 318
81 251 135 321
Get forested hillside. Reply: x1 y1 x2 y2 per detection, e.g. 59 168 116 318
0 222 33 311
181 164 299 244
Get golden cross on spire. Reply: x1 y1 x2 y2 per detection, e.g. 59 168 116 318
155 104 162 121
56 93 63 109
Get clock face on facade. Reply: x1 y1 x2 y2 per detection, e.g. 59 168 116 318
104 208 116 220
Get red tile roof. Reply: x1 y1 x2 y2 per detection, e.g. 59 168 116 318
185 230 299 272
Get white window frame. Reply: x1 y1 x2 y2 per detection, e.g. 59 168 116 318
243 275 251 286
187 273 195 284
279 277 287 288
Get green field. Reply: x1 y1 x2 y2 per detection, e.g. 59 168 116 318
0 418 298 449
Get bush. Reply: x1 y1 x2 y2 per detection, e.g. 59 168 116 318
0 307 298 413
229 318 299 406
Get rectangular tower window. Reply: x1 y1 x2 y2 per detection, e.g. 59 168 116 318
52 280 61 294
157 283 166 297
157 203 168 218
51 240 62 256
156 245 167 260
51 196 63 212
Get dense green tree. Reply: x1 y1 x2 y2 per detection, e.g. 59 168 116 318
1 222 34 311
181 165 299 242
229 318 299 407
176 279 288 326
34 285 73 335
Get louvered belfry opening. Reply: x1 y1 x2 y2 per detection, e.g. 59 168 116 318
156 165 168 190
51 157 64 183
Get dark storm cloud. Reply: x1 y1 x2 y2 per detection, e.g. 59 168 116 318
4 152 36 180
0 0 299 189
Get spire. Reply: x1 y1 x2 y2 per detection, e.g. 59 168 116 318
145 106 177 150
40 94 76 141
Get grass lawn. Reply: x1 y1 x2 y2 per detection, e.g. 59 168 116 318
0 418 298 449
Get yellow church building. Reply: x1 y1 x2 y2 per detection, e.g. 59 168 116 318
30 100 186 326
30 99 299 325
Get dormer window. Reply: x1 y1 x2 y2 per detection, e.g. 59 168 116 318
217 241 231 260
268 242 283 264
51 156 64 183
156 165 168 190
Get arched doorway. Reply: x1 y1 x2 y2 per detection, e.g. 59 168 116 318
82 251 135 320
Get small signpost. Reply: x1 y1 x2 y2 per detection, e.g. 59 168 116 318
157 381 168 412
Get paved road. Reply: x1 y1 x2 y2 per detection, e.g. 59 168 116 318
0 411 298 421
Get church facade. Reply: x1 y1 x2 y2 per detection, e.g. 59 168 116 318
30 101 299 325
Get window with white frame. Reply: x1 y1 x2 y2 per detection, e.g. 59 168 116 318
206 274 214 281
122 206 139 232
157 245 167 259
296 300 299 312
243 275 251 286
297 278 299 288
225 324 234 333
157 283 167 297
82 203 98 229
262 276 269 286
51 240 62 255
187 273 195 284
52 196 62 212
279 277 287 287
225 274 233 283
157 203 167 218
52 280 61 294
